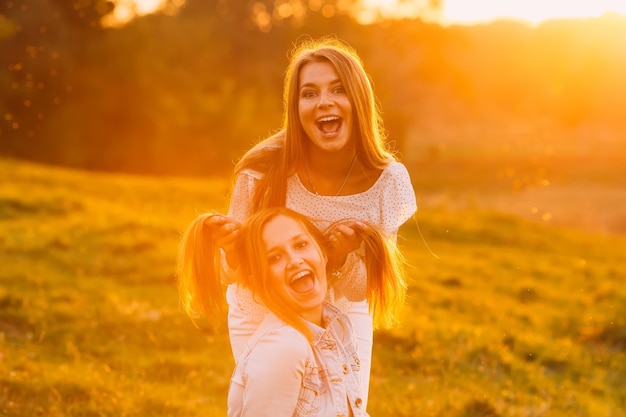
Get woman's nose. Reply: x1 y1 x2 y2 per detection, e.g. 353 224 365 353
317 91 333 108
287 254 304 268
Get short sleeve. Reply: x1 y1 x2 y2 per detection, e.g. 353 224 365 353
221 169 261 282
228 169 262 223
380 162 417 235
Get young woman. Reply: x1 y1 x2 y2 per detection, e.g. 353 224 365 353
178 207 405 416
194 37 417 408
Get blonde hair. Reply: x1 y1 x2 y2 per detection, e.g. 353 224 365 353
236 208 328 340
177 208 407 338
177 213 226 322
234 37 396 211
359 226 407 328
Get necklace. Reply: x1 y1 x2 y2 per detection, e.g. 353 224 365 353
304 153 357 196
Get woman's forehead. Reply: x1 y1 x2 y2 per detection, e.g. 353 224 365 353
262 215 309 249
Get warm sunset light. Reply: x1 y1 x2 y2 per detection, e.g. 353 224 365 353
102 0 183 26
355 0 442 24
358 0 626 25
104 0 626 26
442 0 626 25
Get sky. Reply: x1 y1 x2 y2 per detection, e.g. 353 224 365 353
441 0 626 25
108 0 626 27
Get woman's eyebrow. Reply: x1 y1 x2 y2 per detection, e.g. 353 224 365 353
300 78 341 90
265 234 308 253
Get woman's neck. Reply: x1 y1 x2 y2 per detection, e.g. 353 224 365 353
301 307 324 327
302 147 360 196
302 147 385 196
306 145 356 175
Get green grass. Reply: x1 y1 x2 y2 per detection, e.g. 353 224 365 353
1 156 624 416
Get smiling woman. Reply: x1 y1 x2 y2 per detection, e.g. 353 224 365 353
176 206 406 416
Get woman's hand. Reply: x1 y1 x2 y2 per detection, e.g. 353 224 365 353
203 213 241 268
324 220 370 270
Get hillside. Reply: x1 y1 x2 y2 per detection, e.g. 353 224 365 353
0 157 624 416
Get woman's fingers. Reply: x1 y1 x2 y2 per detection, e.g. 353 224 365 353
327 221 368 254
203 214 241 247
219 223 240 246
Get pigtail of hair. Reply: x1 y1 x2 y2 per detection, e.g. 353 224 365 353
362 226 408 328
176 213 226 325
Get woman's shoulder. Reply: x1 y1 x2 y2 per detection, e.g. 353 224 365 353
382 160 411 178
248 315 310 358
243 320 311 374
238 316 312 390
367 160 412 191
237 168 263 181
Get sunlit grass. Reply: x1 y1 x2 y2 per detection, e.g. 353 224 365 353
1 156 624 416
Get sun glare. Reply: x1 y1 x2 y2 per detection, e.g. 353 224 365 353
362 0 396 9
104 0 626 26
442 0 626 25
356 0 437 24
102 0 184 26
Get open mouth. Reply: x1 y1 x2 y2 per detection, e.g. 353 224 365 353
290 270 315 294
316 116 342 136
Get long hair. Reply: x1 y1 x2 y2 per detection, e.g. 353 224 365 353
177 213 226 323
357 225 408 328
235 207 328 341
177 208 407 338
234 37 396 211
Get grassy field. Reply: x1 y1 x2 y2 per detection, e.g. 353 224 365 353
1 156 625 416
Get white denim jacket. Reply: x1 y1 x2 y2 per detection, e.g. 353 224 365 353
227 301 368 417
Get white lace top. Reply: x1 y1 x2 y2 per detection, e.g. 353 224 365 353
225 161 417 323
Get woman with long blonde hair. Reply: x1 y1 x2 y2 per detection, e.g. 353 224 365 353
178 207 406 416
190 37 417 408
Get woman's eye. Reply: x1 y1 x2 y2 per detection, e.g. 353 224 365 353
302 90 317 98
268 254 281 264
295 240 309 249
333 86 345 94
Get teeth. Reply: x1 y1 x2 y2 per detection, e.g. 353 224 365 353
318 116 339 123
290 271 310 283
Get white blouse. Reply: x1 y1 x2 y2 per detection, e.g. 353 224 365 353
225 161 417 358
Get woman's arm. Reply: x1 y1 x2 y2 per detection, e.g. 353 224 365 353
380 162 417 235
203 170 259 281
239 328 310 417
228 169 259 223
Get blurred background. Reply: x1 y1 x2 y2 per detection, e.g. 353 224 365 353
2 3 626 416
2 0 626 233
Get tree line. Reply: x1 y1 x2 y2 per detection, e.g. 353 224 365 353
1 0 625 176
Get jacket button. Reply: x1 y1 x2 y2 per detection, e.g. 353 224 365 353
355 398 363 408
